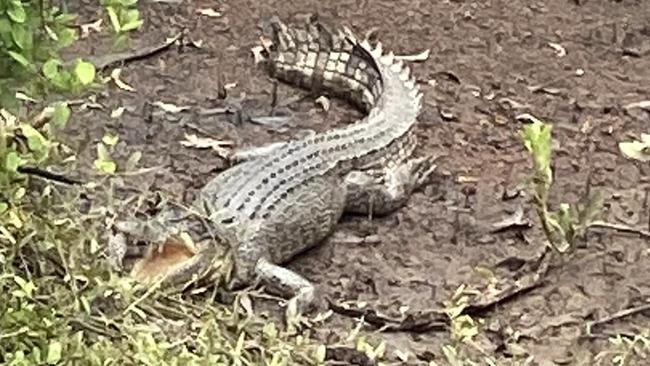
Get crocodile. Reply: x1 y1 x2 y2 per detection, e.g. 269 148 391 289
108 16 436 311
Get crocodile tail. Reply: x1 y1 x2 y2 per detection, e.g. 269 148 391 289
257 16 385 113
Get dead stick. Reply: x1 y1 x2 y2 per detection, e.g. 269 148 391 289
589 220 650 239
68 32 184 70
586 303 650 334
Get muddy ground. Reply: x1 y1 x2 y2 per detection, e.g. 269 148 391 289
62 0 650 365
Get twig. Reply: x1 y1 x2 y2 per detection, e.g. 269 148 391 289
17 166 83 185
328 300 448 333
77 32 184 70
586 303 650 334
70 318 118 339
463 248 550 316
589 220 650 239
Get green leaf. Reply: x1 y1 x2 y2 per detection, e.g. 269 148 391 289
42 59 62 80
13 276 35 296
102 134 119 146
94 159 117 174
97 143 111 160
11 24 27 49
46 341 62 364
0 18 12 44
56 28 77 48
124 9 141 23
7 4 26 23
521 120 553 184
14 187 25 200
5 151 20 172
20 124 48 155
95 143 116 174
52 104 71 128
120 19 143 32
74 60 96 85
106 7 122 33
7 50 30 67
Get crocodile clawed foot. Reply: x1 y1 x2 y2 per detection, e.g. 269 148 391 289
404 154 441 188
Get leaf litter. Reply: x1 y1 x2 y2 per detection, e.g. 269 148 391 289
180 133 234 159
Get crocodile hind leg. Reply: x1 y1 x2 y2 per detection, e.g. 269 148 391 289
231 174 347 312
344 155 438 215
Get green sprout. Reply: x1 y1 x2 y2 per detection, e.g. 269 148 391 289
520 117 603 253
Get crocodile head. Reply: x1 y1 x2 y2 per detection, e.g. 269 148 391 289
109 210 232 289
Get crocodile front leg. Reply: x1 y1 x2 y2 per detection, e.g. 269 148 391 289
344 155 439 215
255 257 316 311
229 174 347 312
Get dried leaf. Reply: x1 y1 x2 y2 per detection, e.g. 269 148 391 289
110 106 125 119
312 309 333 323
619 139 650 162
110 68 136 92
1 109 18 126
547 42 567 57
457 176 478 183
152 101 189 114
395 349 410 362
197 8 222 17
15 92 36 103
315 96 330 111
251 45 266 64
79 19 103 39
239 294 254 317
180 133 233 158
623 100 650 111
395 49 430 62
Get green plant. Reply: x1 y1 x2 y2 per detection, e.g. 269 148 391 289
101 0 143 35
432 285 498 366
0 0 96 109
595 332 650 366
1 107 345 365
93 133 118 174
520 117 603 253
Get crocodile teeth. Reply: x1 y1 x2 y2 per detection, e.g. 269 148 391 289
413 92 423 108
399 66 411 81
390 59 404 73
371 42 383 58
409 87 420 99
380 51 394 65
360 39 372 51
